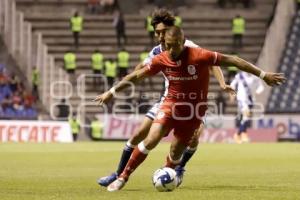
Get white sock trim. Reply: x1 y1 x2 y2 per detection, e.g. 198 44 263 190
138 141 150 154
168 154 181 165
126 141 136 148
187 146 197 152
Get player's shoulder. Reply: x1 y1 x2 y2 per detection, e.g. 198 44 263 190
150 44 162 56
153 51 168 61
184 39 200 48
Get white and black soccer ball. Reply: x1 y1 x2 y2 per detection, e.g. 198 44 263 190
152 167 177 192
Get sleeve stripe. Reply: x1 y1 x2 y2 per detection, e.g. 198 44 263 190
213 52 218 65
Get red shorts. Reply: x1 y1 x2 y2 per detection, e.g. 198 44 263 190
153 103 202 146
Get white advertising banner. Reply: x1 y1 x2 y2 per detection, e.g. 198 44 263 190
0 120 72 143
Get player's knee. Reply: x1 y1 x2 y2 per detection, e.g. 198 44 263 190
131 128 147 143
143 137 160 150
189 136 199 148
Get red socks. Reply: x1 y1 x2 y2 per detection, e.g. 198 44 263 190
120 146 148 180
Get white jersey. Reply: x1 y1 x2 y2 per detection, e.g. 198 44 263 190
230 72 264 111
144 39 199 119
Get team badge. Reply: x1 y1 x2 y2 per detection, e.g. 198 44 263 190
188 65 196 75
176 60 181 66
156 111 165 120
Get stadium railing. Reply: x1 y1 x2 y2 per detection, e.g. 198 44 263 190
0 0 69 115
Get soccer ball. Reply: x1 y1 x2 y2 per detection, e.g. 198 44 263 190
152 167 177 192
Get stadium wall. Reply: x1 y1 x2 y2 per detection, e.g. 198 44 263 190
256 0 295 105
95 114 300 142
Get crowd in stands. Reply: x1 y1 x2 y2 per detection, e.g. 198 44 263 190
0 64 38 119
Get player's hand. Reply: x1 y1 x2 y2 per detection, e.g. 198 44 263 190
263 72 286 86
221 84 236 97
93 91 113 106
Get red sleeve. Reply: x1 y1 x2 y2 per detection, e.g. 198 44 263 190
144 56 164 76
198 48 222 66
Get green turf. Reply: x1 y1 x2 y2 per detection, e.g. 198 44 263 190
0 142 299 200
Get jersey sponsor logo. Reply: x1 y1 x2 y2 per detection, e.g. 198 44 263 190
167 75 198 81
187 65 196 75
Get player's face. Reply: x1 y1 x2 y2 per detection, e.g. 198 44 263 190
154 23 172 49
165 34 184 61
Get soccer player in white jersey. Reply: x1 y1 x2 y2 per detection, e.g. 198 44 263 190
230 71 264 143
97 8 235 187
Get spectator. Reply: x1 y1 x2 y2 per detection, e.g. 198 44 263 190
139 47 153 89
113 11 127 49
70 11 83 49
23 91 35 107
56 98 70 119
64 50 77 83
0 79 12 102
217 0 226 8
242 0 252 8
32 67 39 100
1 95 14 118
100 0 118 13
69 112 80 141
117 47 130 79
12 91 22 109
232 14 245 49
227 52 239 83
139 47 149 63
91 49 104 87
104 58 117 88
174 10 182 27
88 0 99 14
23 104 37 119
90 116 104 140
1 94 12 110
215 91 227 115
9 74 19 93
145 12 155 46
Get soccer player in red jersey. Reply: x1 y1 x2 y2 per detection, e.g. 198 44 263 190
97 8 234 188
94 26 285 192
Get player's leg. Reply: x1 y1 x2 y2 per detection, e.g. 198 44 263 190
174 121 204 186
165 136 187 169
234 104 251 143
97 116 152 187
240 108 251 143
107 122 171 192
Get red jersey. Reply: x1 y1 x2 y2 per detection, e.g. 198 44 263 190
145 47 221 118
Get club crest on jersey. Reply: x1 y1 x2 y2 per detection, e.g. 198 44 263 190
176 60 181 66
166 68 172 73
187 65 196 75
156 111 165 120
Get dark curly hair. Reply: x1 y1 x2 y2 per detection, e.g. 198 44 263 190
151 8 175 29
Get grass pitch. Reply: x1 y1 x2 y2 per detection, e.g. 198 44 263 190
0 142 299 200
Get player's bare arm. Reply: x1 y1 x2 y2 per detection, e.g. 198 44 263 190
93 67 150 105
211 66 236 97
219 54 286 86
134 62 145 71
